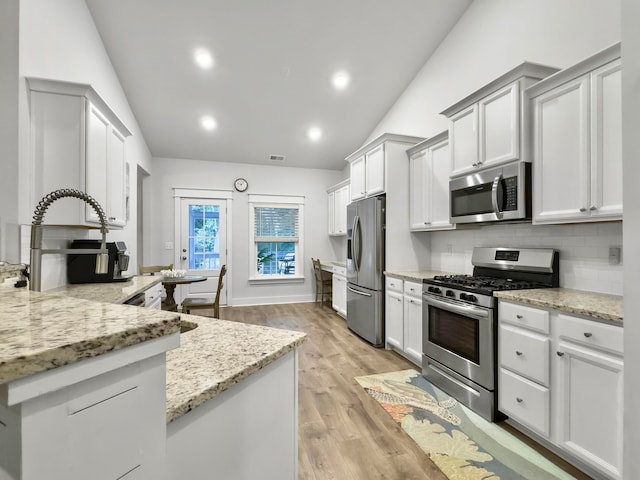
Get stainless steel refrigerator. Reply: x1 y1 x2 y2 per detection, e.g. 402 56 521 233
346 195 385 346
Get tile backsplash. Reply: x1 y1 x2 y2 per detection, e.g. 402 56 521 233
429 221 623 296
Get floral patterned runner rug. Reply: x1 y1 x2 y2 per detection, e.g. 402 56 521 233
355 369 575 480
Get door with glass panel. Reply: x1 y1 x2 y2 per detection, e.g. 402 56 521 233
179 198 227 305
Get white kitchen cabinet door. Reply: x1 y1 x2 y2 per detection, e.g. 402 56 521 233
332 272 347 318
429 139 454 229
408 149 429 229
106 126 127 227
590 59 622 219
85 102 110 225
365 144 385 196
554 341 623 480
403 295 423 366
334 184 349 234
532 76 590 223
408 135 453 232
449 104 478 177
479 83 519 167
350 155 366 201
327 190 336 235
385 290 404 350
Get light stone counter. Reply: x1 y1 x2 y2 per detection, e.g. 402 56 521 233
49 275 162 304
384 269 458 283
165 314 307 423
495 288 623 324
0 287 180 384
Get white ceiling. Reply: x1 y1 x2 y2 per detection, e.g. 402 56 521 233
85 0 472 170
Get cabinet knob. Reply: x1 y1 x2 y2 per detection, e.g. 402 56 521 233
516 397 523 403
472 163 479 167
108 216 116 221
556 351 565 357
516 314 523 319
589 206 597 211
515 351 523 356
583 332 593 338
579 207 587 212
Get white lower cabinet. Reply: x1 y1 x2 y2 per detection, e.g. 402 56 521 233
385 277 422 366
498 300 623 480
332 265 347 318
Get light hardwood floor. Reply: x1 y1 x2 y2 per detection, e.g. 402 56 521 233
215 302 590 480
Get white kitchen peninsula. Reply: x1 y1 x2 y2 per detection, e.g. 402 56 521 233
0 281 306 480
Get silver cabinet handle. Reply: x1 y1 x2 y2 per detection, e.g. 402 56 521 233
516 397 523 403
557 351 565 357
516 314 523 319
108 216 116 221
590 206 597 211
584 332 593 338
515 351 523 356
579 207 587 212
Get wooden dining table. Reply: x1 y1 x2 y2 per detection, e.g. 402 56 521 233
161 275 207 312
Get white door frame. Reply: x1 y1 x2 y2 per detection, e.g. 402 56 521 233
173 188 233 307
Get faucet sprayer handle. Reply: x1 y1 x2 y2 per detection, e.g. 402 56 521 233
95 252 110 275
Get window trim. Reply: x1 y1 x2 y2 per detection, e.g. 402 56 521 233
248 195 305 282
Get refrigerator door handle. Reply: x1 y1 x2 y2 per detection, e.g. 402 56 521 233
353 215 361 272
347 285 372 297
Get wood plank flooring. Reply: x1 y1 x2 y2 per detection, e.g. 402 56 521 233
216 302 590 480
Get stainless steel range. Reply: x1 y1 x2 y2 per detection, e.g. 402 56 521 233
422 247 559 421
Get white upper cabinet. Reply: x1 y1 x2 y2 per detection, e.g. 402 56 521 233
346 134 423 202
441 63 558 178
327 180 350 236
528 43 622 224
407 131 454 231
28 78 131 228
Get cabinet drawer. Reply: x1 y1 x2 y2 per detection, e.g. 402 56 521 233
403 281 422 298
499 301 549 334
499 325 549 385
386 277 403 293
499 368 550 438
333 265 346 277
144 284 164 305
557 314 623 354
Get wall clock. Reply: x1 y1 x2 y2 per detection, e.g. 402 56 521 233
234 177 248 192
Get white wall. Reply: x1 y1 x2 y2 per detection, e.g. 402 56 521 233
12 0 154 287
362 0 622 295
0 0 20 264
149 157 342 305
622 0 639 477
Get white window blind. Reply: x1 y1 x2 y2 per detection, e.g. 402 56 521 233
254 206 299 242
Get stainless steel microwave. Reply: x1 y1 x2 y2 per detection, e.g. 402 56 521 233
449 162 531 224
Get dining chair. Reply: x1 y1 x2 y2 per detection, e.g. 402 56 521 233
181 265 227 318
139 264 173 275
312 258 332 307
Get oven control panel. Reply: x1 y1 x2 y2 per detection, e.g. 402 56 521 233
423 284 494 309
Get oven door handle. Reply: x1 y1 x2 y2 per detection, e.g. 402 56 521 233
491 173 504 220
424 295 489 320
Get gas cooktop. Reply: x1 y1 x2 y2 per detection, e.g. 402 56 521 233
427 274 548 295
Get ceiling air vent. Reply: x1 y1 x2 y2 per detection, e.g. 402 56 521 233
269 154 286 162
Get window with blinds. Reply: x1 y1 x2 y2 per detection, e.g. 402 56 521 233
249 195 304 279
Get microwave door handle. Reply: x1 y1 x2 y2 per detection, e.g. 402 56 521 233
491 174 504 220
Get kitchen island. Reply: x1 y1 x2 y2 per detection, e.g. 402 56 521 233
0 280 306 480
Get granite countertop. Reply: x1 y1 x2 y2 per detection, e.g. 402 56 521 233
49 275 162 304
0 287 181 384
495 288 623 324
165 314 307 423
384 269 458 283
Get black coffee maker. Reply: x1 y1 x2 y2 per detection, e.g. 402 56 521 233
67 240 130 283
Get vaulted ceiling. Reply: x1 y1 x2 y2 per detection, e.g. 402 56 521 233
86 0 472 170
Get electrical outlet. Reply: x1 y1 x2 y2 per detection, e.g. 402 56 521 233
609 246 621 265
164 242 174 250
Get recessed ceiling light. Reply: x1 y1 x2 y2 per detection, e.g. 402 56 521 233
308 127 322 142
332 71 350 90
200 115 217 131
194 48 214 69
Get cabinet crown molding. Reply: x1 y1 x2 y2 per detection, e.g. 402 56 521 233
440 62 560 118
26 77 132 137
526 42 621 99
326 178 350 194
406 130 449 157
344 133 425 163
